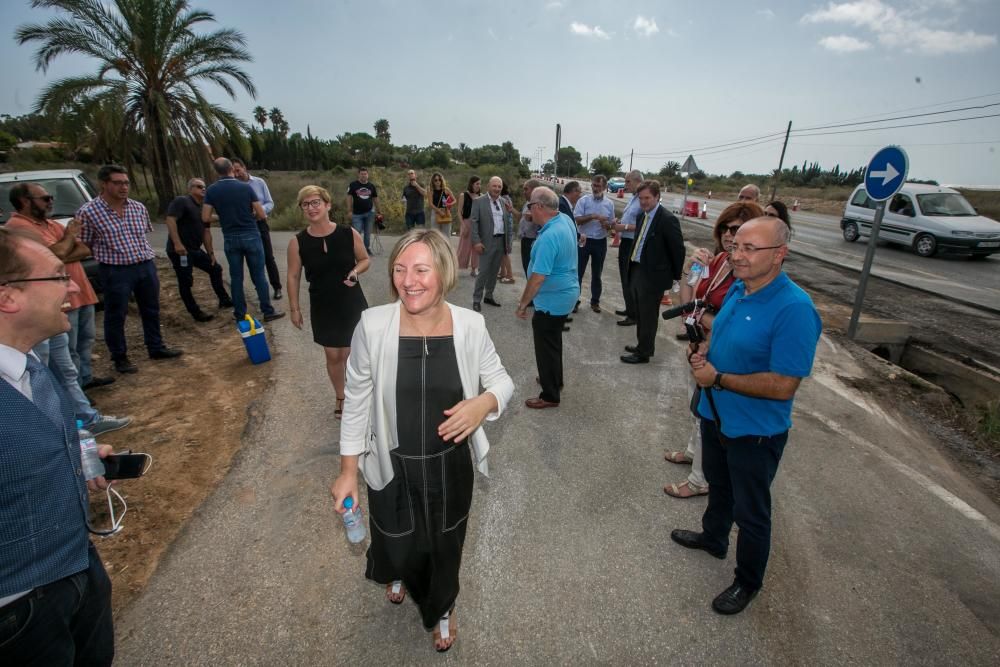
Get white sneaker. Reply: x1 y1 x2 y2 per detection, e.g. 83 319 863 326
87 415 133 435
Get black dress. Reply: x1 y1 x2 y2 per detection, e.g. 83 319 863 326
365 336 474 629
296 226 367 347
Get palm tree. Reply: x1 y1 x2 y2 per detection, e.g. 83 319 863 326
16 0 256 212
268 107 285 134
253 105 268 130
373 118 390 142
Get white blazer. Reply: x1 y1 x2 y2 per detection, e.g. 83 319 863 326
340 301 515 490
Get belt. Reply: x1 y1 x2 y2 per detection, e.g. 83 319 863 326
493 234 504 237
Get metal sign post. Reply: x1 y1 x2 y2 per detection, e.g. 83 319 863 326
679 154 698 217
847 145 909 339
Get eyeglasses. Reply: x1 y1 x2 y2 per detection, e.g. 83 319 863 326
526 202 539 209
1 274 72 286
192 184 206 190
737 195 754 201
729 243 785 255
722 224 742 235
764 211 777 217
300 199 325 209
30 195 54 203
109 179 130 186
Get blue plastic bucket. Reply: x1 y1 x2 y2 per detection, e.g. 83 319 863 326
237 315 271 364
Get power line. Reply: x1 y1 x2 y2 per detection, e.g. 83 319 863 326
631 130 788 158
793 139 1000 147
793 112 1000 138
793 102 1000 133
796 91 1000 126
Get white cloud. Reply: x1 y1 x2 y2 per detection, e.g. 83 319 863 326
633 15 659 37
545 1 564 9
757 8 776 20
819 34 873 51
570 22 610 39
802 0 996 55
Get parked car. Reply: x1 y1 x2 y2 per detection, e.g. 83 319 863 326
840 182 1000 258
0 169 104 292
607 177 626 193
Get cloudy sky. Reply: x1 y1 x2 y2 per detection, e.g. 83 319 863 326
2 0 998 185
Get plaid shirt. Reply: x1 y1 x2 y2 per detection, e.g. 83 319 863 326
77 196 155 265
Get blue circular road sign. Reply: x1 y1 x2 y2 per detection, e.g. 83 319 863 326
864 146 909 201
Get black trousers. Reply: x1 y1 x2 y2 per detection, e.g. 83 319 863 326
520 237 535 276
629 263 664 358
0 543 114 666
532 309 567 403
168 249 231 315
257 220 282 290
617 237 637 318
700 419 788 591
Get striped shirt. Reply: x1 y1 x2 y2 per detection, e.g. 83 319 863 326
77 196 155 265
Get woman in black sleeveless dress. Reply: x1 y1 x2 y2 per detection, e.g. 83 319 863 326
287 185 369 415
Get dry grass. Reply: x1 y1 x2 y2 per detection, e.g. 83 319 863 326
958 189 1000 221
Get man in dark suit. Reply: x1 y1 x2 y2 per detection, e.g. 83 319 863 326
621 180 685 364
559 181 582 220
470 176 508 311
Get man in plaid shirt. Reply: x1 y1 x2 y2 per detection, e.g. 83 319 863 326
77 165 182 374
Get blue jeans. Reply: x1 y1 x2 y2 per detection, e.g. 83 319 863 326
98 260 164 361
577 237 608 305
67 305 96 386
224 233 274 320
405 211 426 230
0 543 114 666
33 333 99 426
700 419 788 591
352 211 375 251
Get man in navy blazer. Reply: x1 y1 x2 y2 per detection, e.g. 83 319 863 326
621 180 685 364
0 228 115 665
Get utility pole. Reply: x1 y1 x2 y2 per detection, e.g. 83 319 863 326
585 152 589 173
769 120 792 202
629 149 634 172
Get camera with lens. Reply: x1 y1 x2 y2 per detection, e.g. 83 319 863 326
663 299 716 343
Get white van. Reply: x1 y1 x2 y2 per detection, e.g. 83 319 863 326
840 182 1000 258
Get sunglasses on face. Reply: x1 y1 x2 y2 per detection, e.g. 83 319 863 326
722 224 742 235
30 195 55 203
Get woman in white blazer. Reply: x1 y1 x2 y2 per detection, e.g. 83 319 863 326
331 229 514 652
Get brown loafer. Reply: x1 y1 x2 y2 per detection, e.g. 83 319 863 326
525 397 560 409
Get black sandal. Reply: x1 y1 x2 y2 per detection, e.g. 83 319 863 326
335 396 344 419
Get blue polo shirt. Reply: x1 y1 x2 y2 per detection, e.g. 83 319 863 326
528 212 580 315
698 272 822 437
204 177 259 236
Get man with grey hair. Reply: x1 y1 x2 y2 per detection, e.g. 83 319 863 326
232 158 281 300
573 174 615 313
516 186 579 409
470 176 507 311
674 216 820 615
203 157 284 322
165 177 232 322
609 169 644 325
738 184 760 202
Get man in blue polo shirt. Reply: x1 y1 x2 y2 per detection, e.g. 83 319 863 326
516 187 579 409
672 216 821 615
202 158 284 323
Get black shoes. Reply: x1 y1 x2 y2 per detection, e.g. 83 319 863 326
564 317 573 323
263 310 286 322
219 297 234 308
712 581 759 615
192 311 214 322
483 297 501 307
273 288 283 300
83 376 115 390
616 318 636 326
615 309 628 316
114 357 138 374
563 326 571 332
149 347 183 360
572 301 580 314
473 302 481 312
620 353 650 364
669 529 726 559
624 345 639 354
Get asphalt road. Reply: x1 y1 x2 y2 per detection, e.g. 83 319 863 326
608 190 1000 312
113 226 1000 664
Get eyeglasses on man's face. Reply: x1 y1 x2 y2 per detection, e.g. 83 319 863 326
737 194 754 201
1 273 72 287
300 199 325 210
109 179 130 186
729 243 785 255
30 195 55 203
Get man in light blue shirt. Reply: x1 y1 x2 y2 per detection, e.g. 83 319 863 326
233 158 282 300
609 170 644 325
517 187 579 409
573 175 615 313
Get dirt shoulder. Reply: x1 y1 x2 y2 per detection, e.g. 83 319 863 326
88 258 271 614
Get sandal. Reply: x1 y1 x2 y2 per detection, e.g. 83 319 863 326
432 606 456 653
386 580 405 605
499 277 515 284
663 450 692 464
664 480 709 498
335 396 344 420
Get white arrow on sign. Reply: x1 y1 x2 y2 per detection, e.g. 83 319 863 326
870 162 900 187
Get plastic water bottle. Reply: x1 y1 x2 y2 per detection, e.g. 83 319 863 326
341 496 366 543
180 254 188 267
687 263 703 286
76 419 105 480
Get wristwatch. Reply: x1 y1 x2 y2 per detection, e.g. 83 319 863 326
712 373 725 390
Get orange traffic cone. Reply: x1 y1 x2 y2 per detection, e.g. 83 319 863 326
617 189 623 199
708 190 712 200
792 199 800 211
611 231 621 248
700 203 708 219
661 294 673 306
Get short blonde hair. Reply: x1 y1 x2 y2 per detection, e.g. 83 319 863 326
387 229 458 301
296 184 332 207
